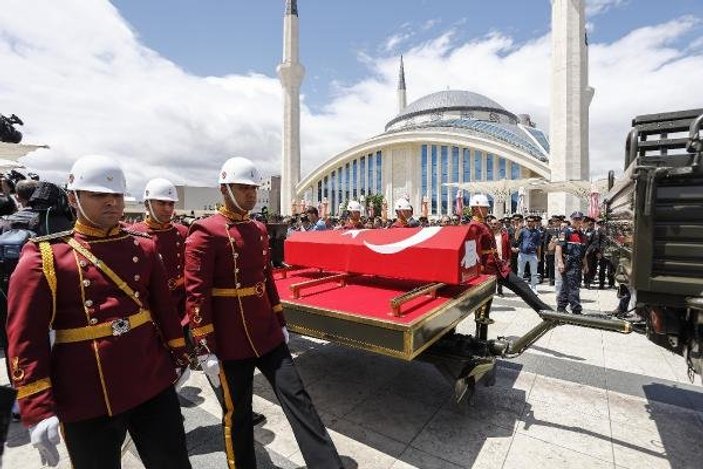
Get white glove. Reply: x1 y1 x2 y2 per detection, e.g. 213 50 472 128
29 416 61 467
198 354 221 386
282 326 290 344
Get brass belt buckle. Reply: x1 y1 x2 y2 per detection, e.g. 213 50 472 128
111 318 131 336
254 281 265 297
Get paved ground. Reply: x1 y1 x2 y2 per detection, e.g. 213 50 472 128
4 284 703 468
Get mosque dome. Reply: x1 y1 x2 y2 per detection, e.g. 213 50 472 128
386 90 518 131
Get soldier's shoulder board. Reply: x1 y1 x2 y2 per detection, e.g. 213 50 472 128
123 228 152 239
29 230 73 243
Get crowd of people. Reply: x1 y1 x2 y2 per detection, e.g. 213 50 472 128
280 196 622 316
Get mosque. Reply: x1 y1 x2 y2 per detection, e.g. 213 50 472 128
278 0 592 217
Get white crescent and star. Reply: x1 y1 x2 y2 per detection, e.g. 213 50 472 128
360 227 443 255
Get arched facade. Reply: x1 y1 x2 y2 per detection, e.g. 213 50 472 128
296 90 551 217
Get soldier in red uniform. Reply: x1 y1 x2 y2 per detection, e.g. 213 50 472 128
466 194 552 313
131 178 188 323
390 198 419 228
185 157 342 469
343 200 364 229
6 155 191 468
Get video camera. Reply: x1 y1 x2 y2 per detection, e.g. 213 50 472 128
0 114 23 144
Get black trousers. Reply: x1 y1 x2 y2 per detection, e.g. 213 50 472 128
498 272 553 313
598 257 615 288
584 253 598 286
220 343 342 469
62 386 191 469
545 254 555 285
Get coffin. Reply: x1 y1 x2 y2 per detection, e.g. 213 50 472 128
284 226 481 285
276 226 494 360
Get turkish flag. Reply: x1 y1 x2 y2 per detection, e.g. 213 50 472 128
285 226 480 285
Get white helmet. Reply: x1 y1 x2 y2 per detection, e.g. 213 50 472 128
469 194 490 207
347 200 362 212
67 155 126 194
395 198 412 211
143 178 178 202
218 157 261 187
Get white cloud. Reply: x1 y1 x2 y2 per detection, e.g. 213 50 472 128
586 0 628 16
1 0 701 199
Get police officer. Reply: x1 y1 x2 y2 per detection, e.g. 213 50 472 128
467 194 552 313
390 198 419 228
185 157 342 469
556 211 588 314
343 200 364 229
596 219 615 289
7 155 191 468
543 216 560 287
582 216 598 288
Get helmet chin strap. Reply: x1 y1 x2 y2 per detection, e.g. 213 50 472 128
225 185 247 213
73 191 100 227
146 200 173 224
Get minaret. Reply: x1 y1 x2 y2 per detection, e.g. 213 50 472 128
548 0 594 216
398 55 407 112
277 0 305 216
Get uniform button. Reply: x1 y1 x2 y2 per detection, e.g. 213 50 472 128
82 279 91 287
176 242 181 246
134 240 139 246
134 274 140 281
259 236 263 241
234 253 239 259
79 260 87 268
134 291 140 298
177 265 181 270
132 256 139 263
236 283 241 288
176 253 181 258
89 318 98 325
85 300 93 307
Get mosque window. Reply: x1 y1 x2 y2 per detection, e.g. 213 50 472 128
376 151 382 194
474 151 483 181
463 148 471 182
451 147 459 184
486 154 494 181
317 181 322 202
441 146 448 215
498 158 506 179
367 153 373 194
431 146 438 213
511 161 521 179
344 163 350 204
360 157 366 196
331 171 336 214
324 176 328 200
421 145 428 208
352 160 358 200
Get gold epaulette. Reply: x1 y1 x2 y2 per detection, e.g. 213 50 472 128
122 229 152 238
29 230 73 243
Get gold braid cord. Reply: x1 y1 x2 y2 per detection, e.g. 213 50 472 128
38 242 58 326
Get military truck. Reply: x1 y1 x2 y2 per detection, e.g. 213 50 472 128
604 108 703 382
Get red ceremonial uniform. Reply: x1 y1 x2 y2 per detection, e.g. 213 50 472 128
131 219 189 324
184 209 285 360
6 222 188 427
343 219 364 230
467 216 511 278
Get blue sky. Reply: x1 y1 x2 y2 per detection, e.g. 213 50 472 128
111 0 702 109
